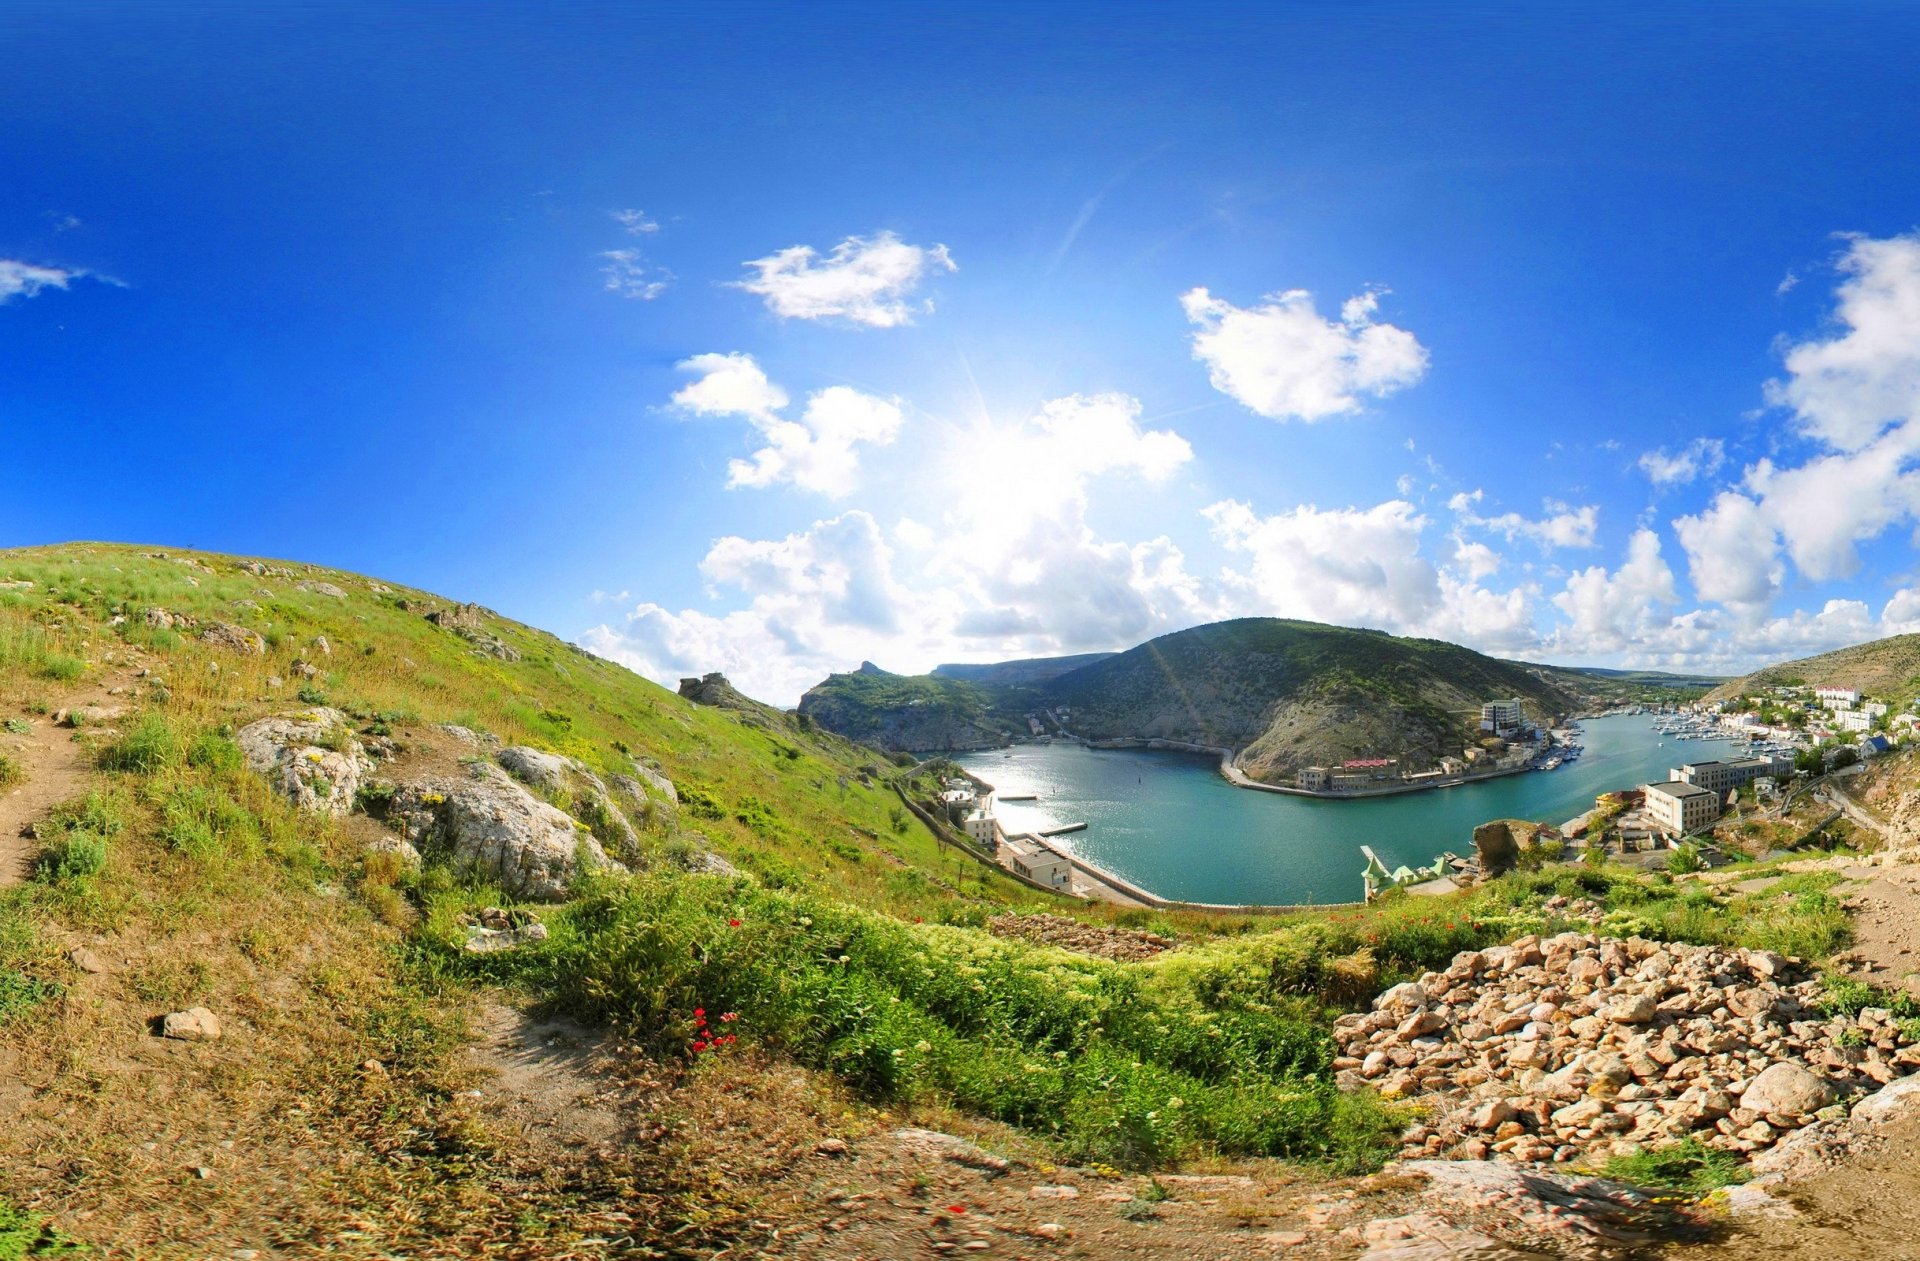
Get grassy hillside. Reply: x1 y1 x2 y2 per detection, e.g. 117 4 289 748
930 652 1117 686
0 543 1878 1257
796 662 1013 751
1706 633 1920 707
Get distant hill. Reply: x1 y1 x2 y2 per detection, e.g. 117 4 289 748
931 652 1116 686
796 662 1009 751
800 617 1583 783
1531 664 1730 694
1705 633 1920 706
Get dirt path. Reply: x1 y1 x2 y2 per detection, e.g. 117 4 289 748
1666 1107 1920 1261
1832 862 1920 997
0 711 107 885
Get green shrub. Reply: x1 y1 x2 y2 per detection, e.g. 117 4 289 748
185 732 244 773
1600 1138 1747 1194
100 712 180 774
0 1196 87 1257
455 875 1395 1172
0 970 57 1025
0 754 19 788
36 832 107 885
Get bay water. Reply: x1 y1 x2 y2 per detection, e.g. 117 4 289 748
956 715 1746 906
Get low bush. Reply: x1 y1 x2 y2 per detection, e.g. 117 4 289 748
444 873 1400 1171
1600 1137 1747 1194
99 712 180 774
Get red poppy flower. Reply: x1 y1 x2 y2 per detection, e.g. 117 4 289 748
946 1205 967 1214
729 918 742 927
694 1007 705 1017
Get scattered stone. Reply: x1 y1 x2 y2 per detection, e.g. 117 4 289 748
298 581 348 599
1333 932 1914 1168
55 704 123 728
201 623 265 655
1029 1185 1079 1199
161 1007 222 1042
814 1137 850 1156
891 1128 1010 1173
68 946 116 974
463 921 550 953
986 912 1171 962
1742 1061 1835 1116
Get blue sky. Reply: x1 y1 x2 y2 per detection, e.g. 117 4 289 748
8 3 1920 703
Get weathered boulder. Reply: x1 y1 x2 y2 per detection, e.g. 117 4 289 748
497 746 641 861
236 708 372 816
202 622 266 655
298 581 348 599
628 760 678 805
387 762 619 901
161 1007 222 1042
1471 819 1541 876
1742 1062 1834 1116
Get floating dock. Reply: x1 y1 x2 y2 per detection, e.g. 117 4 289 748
1039 822 1087 836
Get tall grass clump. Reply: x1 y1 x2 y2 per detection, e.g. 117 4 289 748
99 712 181 774
30 792 125 888
446 873 1400 1171
0 625 84 684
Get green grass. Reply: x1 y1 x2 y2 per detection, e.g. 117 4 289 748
0 1198 86 1258
437 871 1400 1171
1600 1138 1748 1196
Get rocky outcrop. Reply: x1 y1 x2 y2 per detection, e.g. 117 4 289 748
386 761 619 900
424 602 520 661
237 708 372 816
1333 933 1920 1168
986 912 1172 962
202 622 266 655
496 746 641 861
1472 819 1547 876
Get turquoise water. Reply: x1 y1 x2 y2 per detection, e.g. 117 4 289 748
956 716 1747 906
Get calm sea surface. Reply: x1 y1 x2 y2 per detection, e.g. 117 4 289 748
956 715 1747 906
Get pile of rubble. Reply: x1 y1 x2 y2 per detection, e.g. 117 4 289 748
1333 932 1920 1166
985 912 1172 961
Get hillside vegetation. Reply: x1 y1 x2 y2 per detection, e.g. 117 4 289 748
0 543 1895 1258
804 618 1581 782
1706 633 1920 707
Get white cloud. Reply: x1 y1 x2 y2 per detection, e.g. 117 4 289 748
0 259 81 304
1765 233 1920 452
1204 498 1443 629
612 208 660 235
600 248 672 300
734 231 956 328
671 352 789 420
1180 285 1428 421
1549 528 1681 656
671 353 900 497
1672 491 1782 613
588 393 1207 702
1638 437 1726 486
1450 492 1600 550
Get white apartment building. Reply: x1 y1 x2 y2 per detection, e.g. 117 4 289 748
1837 710 1873 734
1646 780 1722 836
1481 698 1526 733
1674 757 1793 794
1816 686 1862 710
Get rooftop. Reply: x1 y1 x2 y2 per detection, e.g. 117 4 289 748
1648 780 1720 801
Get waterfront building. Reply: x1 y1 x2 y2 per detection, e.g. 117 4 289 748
1481 698 1526 733
1004 835 1072 888
1298 766 1330 791
1645 780 1721 836
1672 756 1792 794
1816 686 1862 710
